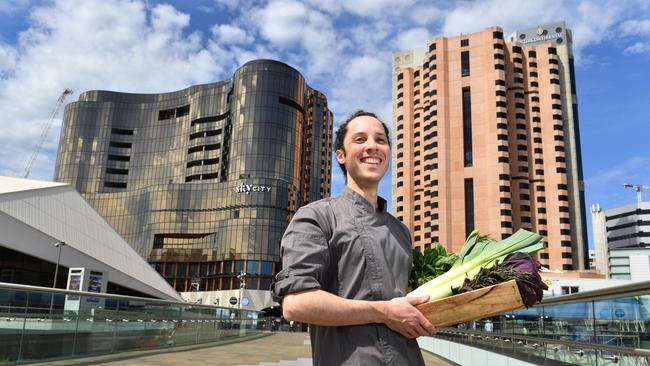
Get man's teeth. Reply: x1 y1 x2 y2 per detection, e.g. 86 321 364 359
362 158 381 164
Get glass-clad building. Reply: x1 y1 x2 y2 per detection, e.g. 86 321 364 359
55 60 333 296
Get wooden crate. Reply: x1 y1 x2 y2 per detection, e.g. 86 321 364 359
415 280 524 328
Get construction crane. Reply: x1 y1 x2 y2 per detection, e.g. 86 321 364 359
23 88 73 178
623 183 650 203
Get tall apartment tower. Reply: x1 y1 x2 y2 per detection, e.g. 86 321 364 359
391 22 588 271
55 60 333 302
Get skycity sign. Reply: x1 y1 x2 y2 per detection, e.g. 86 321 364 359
520 33 562 44
234 182 272 194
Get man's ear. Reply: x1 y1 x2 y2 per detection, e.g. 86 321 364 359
335 149 346 165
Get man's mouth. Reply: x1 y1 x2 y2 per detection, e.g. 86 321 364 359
360 157 382 165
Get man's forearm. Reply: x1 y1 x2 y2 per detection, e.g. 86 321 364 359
282 289 385 326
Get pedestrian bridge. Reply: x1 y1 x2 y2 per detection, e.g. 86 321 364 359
0 281 648 365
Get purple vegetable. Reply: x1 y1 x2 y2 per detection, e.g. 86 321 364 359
456 252 548 307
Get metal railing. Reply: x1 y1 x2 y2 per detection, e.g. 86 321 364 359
433 280 650 365
0 282 262 365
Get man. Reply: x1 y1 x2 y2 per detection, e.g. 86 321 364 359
272 111 435 365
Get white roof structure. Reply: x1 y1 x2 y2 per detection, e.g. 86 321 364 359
0 176 181 301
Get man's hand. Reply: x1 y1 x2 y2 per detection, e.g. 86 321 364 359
379 295 437 339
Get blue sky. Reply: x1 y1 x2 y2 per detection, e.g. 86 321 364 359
0 0 649 250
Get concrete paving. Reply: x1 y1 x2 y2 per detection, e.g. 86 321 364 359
86 332 453 366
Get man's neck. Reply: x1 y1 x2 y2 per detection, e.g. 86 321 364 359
346 179 379 209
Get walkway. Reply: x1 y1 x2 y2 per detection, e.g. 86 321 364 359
82 332 453 366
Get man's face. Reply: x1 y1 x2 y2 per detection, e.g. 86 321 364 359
335 116 390 187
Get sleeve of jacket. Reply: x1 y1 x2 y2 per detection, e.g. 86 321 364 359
271 205 330 303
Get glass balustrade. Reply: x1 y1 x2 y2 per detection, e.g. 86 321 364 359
427 280 650 365
0 283 262 365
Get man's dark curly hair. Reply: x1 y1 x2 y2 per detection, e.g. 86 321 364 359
334 110 391 180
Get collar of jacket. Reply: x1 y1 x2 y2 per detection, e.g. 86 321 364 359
341 186 387 215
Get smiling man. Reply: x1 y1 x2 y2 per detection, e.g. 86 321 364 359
272 110 435 365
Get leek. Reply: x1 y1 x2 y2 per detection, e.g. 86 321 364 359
408 228 545 300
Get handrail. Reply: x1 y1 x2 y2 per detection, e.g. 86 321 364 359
539 279 650 305
0 282 254 313
438 328 650 357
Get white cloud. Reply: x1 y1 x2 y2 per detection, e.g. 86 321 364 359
620 19 650 35
408 4 445 26
392 27 431 51
212 24 253 45
254 0 309 47
0 43 18 78
623 41 650 54
342 0 415 18
441 0 564 37
0 0 230 179
585 156 650 188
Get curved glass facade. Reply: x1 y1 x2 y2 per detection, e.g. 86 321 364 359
55 60 333 292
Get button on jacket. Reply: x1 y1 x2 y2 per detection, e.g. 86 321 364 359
272 187 425 366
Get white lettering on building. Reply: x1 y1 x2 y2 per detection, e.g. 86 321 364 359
234 182 272 194
520 33 561 44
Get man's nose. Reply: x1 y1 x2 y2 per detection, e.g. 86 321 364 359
365 138 378 151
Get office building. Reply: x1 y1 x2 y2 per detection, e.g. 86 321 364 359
592 201 650 280
391 22 588 270
55 60 332 308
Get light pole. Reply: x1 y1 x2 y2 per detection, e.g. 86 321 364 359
237 270 247 310
52 241 66 288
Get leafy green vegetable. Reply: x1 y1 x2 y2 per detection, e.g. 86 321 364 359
408 229 545 301
409 243 458 290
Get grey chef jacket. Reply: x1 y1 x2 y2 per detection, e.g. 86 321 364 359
272 187 425 366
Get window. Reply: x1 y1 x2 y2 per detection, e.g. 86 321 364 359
494 43 504 49
493 31 503 39
111 128 134 135
495 64 505 70
104 181 127 188
107 154 130 162
528 50 537 57
462 88 473 167
561 286 579 295
461 39 469 47
106 167 128 175
501 209 512 216
158 108 176 120
461 51 470 76
429 43 436 52
465 179 474 237
109 141 132 148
